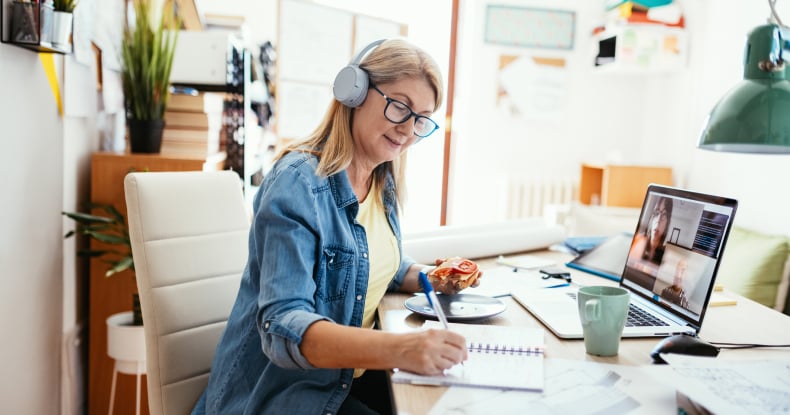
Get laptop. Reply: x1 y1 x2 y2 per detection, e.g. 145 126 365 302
512 184 738 338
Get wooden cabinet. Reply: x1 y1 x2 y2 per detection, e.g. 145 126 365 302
579 163 672 208
88 151 225 415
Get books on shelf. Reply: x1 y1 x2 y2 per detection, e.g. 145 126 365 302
160 141 220 157
162 90 226 158
391 322 545 392
164 110 222 130
168 91 225 113
162 127 221 143
160 127 222 156
604 1 684 28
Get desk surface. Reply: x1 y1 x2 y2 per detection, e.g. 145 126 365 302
378 250 790 415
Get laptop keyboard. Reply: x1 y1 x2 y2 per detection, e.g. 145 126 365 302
566 292 669 327
626 303 669 327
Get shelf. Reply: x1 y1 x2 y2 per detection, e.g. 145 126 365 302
171 82 244 94
592 25 687 73
1 39 70 53
1 0 70 55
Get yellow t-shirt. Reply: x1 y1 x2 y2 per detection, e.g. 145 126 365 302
354 184 399 378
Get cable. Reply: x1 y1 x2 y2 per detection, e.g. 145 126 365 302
709 341 790 350
769 0 785 27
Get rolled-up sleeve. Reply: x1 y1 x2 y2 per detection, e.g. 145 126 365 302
260 310 331 370
388 253 416 292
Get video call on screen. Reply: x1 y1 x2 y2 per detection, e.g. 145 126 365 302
622 192 734 318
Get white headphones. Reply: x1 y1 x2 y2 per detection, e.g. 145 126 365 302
333 39 386 108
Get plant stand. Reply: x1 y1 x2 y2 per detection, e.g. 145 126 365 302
106 311 146 415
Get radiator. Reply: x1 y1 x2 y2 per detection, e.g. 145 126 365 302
506 176 577 218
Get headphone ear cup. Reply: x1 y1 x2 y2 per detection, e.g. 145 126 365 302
333 64 369 108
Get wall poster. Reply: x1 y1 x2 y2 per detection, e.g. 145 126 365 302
485 6 575 50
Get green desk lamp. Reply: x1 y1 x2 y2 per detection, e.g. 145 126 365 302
699 1 790 153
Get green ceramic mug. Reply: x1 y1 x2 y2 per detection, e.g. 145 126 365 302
577 286 630 356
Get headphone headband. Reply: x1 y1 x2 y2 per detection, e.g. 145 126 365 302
351 39 386 65
333 39 387 108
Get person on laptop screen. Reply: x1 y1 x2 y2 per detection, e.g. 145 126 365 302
660 257 690 308
629 196 674 269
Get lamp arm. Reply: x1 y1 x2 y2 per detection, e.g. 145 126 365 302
770 0 784 26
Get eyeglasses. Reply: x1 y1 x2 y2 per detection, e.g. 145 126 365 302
541 272 572 284
652 208 669 221
371 85 439 139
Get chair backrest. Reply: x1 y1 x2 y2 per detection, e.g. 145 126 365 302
124 171 250 415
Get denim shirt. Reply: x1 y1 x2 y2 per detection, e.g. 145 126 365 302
192 151 415 415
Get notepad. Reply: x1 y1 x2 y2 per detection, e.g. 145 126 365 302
391 322 545 392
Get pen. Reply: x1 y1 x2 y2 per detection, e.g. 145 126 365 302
418 271 450 329
544 283 571 289
418 271 465 369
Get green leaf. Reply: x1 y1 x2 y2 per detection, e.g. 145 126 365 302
106 256 134 277
86 231 129 245
62 211 114 224
76 249 111 258
122 0 179 120
63 202 132 279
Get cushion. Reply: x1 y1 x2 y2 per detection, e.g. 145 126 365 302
716 226 789 309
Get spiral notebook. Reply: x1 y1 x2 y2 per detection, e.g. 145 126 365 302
391 322 545 391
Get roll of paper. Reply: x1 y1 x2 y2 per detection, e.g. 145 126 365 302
403 219 566 264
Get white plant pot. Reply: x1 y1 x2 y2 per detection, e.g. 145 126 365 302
51 11 72 49
106 311 146 374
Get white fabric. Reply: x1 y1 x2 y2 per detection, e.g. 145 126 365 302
125 171 250 415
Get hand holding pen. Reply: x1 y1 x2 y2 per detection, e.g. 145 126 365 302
419 271 466 369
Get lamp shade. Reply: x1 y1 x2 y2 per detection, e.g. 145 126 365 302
699 24 790 153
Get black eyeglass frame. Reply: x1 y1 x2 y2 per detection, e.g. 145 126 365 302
370 84 439 139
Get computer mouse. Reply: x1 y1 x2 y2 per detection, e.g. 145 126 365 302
650 334 720 364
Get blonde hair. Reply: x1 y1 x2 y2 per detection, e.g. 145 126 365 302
277 39 444 207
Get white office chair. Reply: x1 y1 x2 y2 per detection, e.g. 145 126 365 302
124 171 250 415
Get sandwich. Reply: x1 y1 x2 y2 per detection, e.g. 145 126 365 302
426 257 481 290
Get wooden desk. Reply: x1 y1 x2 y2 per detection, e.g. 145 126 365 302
378 251 790 415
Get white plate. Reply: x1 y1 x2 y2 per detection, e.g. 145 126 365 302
404 293 507 321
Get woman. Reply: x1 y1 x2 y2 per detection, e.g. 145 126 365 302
660 257 690 308
192 39 475 415
630 196 674 266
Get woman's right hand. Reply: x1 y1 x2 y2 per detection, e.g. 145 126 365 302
393 329 468 375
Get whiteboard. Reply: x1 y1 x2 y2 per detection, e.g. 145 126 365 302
278 81 334 140
276 0 407 141
278 0 353 84
354 15 405 50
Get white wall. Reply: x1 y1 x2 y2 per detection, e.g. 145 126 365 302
0 47 65 414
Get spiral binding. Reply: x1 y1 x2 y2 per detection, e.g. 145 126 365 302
468 342 545 355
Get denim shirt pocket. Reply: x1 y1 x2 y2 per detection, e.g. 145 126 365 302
316 245 354 302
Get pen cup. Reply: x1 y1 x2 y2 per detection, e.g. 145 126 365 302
11 1 41 44
577 286 630 356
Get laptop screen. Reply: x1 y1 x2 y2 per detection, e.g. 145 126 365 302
620 185 738 329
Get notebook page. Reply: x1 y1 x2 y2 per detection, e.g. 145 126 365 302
391 322 545 391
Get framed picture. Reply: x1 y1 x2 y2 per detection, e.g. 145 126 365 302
484 5 575 50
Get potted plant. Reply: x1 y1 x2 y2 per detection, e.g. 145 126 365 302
51 0 76 50
121 0 179 153
63 203 142 325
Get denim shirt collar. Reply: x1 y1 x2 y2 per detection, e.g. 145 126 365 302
327 167 398 219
